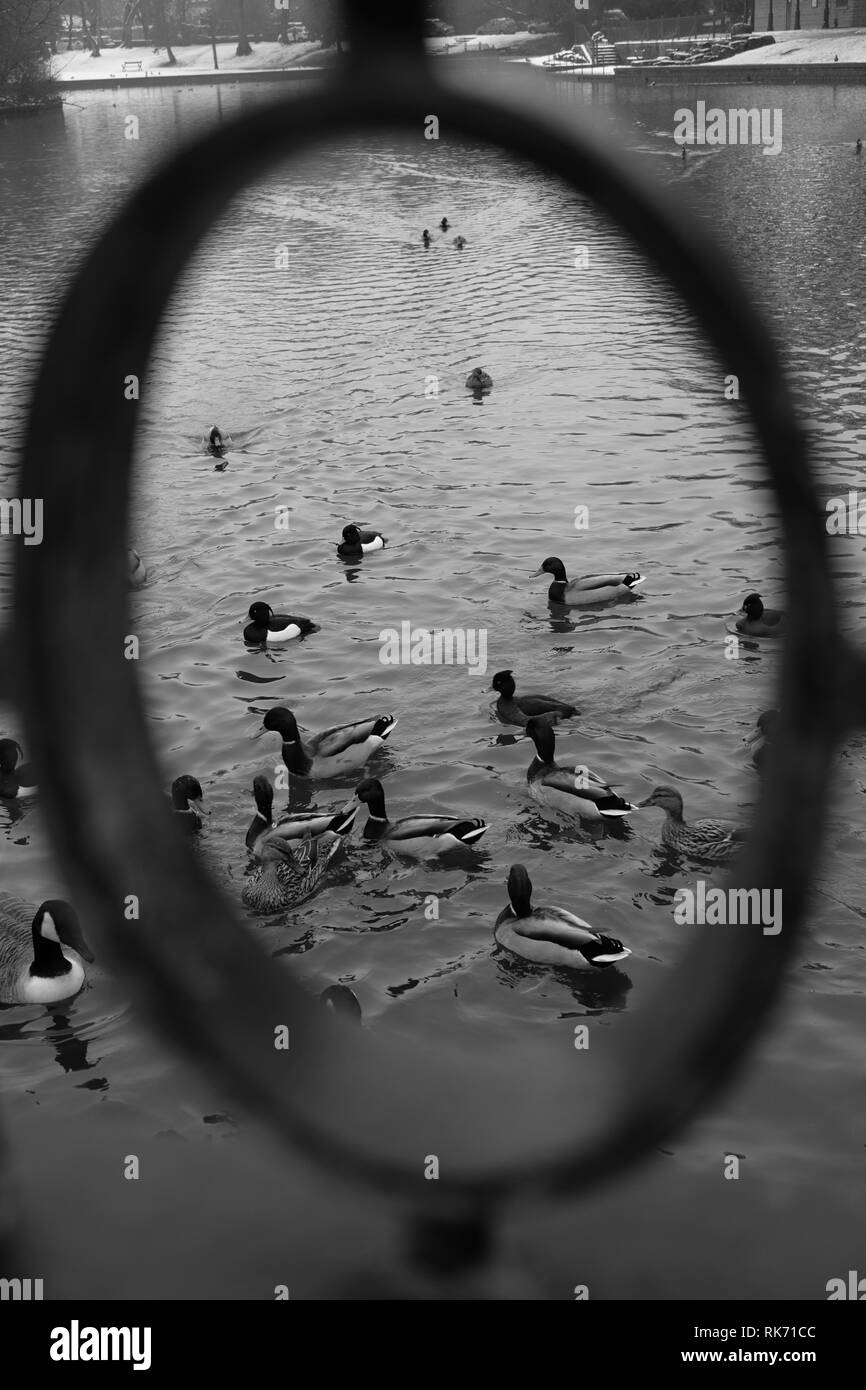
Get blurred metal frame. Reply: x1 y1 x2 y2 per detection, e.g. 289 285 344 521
11 0 856 1237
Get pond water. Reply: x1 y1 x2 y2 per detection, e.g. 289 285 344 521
0 74 864 1297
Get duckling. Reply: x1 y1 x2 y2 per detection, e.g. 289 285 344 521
320 984 362 1022
422 229 432 247
490 670 577 728
525 717 633 822
453 235 467 249
128 548 147 588
439 217 450 231
0 894 94 1006
746 709 780 770
170 775 208 831
355 777 487 856
531 556 645 606
0 739 37 801
465 366 493 391
637 785 738 862
337 524 386 558
243 601 317 646
494 865 630 970
245 774 358 857
262 707 397 780
735 593 784 638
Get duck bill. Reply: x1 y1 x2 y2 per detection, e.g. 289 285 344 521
191 797 210 818
744 729 761 750
529 567 545 579
635 796 653 808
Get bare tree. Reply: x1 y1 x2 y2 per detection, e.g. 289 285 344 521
235 0 252 56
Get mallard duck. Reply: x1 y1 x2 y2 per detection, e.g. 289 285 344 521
746 709 779 769
637 786 738 861
242 833 343 913
245 774 358 857
262 707 397 780
490 670 577 728
735 593 784 638
0 894 94 1005
243 602 317 646
494 865 631 970
0 739 37 801
170 775 208 831
439 217 450 231
465 367 492 391
525 717 633 821
128 548 147 588
355 777 487 856
320 984 362 1022
422 229 432 247
337 524 386 558
531 557 645 606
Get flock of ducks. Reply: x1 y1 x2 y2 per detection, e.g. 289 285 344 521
1 414 786 1007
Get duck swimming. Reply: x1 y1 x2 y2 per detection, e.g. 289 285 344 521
490 670 577 728
439 218 450 231
242 833 343 914
337 524 386 558
355 777 488 856
453 235 467 249
0 894 94 1006
735 593 784 638
525 716 633 822
746 709 780 770
422 229 432 246
494 865 631 970
532 557 645 606
0 739 37 801
465 367 493 391
245 774 359 857
243 602 317 646
128 548 147 588
637 786 738 862
207 425 226 456
262 707 397 780
170 775 208 831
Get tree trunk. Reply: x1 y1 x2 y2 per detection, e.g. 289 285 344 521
236 0 252 56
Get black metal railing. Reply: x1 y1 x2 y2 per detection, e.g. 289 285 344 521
9 0 858 1292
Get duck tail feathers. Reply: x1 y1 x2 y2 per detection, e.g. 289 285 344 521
373 714 398 740
587 937 631 964
624 573 646 590
451 819 488 845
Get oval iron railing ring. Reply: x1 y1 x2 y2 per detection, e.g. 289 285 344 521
15 60 841 1203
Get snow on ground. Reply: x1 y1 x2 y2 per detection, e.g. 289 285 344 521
715 28 866 63
50 41 322 81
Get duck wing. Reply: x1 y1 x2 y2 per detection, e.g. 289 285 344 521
568 572 643 593
518 694 578 718
387 815 486 843
511 908 630 963
538 767 633 815
0 893 34 970
311 716 396 757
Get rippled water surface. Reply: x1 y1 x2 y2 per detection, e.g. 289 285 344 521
1 76 865 1296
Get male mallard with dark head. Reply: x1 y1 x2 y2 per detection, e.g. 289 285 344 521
245 774 358 857
355 777 487 856
525 717 633 822
262 707 397 780
170 775 208 831
494 866 630 970
531 556 645 607
490 670 577 728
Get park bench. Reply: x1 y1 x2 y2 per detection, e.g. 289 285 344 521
121 60 143 73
